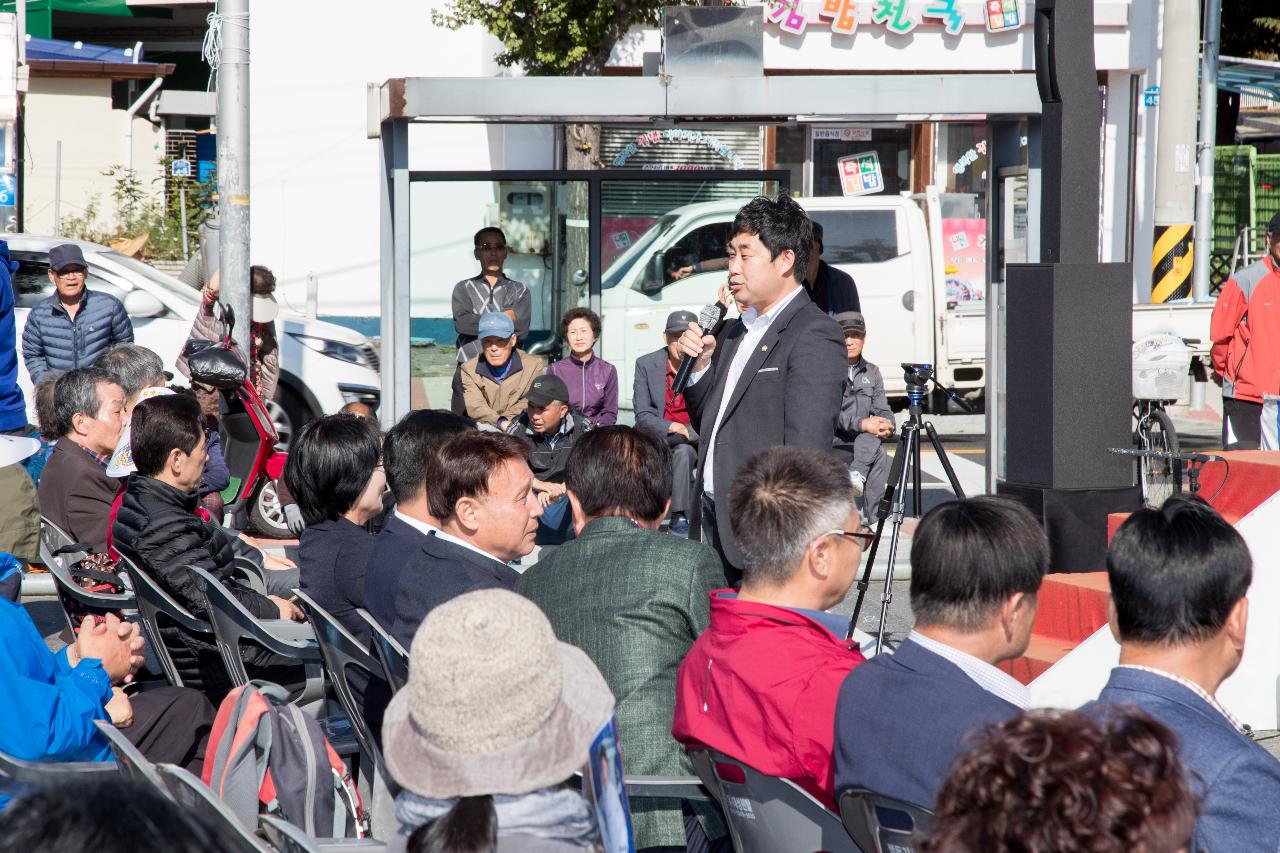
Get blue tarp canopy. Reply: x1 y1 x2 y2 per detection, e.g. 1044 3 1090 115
25 35 141 64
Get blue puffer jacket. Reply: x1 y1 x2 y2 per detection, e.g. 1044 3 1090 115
0 241 25 431
21 287 134 382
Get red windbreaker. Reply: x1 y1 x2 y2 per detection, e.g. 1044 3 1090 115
671 591 865 810
1210 256 1280 404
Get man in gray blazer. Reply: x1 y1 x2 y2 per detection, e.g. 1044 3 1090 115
677 195 846 574
1086 495 1280 853
633 310 700 537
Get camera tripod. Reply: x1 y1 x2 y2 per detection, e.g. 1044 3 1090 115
846 364 968 654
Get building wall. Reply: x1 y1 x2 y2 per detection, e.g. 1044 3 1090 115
250 0 553 321
23 75 165 236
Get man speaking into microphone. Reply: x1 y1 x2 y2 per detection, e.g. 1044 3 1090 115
678 195 847 577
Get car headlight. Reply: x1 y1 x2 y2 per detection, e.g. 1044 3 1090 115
288 332 372 367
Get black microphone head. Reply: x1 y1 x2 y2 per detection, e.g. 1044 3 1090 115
697 302 725 332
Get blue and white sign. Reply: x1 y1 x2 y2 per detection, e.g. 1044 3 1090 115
1143 86 1160 108
171 158 193 178
0 174 16 207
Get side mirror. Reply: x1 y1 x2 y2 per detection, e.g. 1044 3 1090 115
641 252 666 295
123 289 166 319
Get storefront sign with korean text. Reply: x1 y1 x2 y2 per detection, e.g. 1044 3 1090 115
838 151 885 196
764 0 1024 38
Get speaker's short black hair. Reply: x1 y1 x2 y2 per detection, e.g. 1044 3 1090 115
1108 495 1251 645
383 409 474 503
130 393 203 478
284 414 382 525
910 496 1048 631
565 426 672 522
731 194 813 280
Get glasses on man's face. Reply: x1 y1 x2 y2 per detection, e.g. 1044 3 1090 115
56 268 86 279
477 242 507 252
823 529 874 550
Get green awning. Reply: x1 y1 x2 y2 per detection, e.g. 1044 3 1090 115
0 1 167 38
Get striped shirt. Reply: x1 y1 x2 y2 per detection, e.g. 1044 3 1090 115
1117 664 1244 733
907 630 1031 710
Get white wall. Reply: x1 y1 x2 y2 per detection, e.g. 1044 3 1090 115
23 75 165 236
249 0 554 320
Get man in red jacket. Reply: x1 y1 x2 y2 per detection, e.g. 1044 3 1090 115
672 445 866 810
1211 212 1280 449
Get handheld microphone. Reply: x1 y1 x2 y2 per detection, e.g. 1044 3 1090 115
672 301 727 396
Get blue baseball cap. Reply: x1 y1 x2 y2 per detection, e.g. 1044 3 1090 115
477 311 515 339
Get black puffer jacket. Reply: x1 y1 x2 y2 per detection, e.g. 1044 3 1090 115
113 476 278 697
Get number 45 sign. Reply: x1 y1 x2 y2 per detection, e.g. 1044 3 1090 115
838 151 884 197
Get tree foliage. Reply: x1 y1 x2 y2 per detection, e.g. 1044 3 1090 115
432 0 668 75
1220 0 1280 60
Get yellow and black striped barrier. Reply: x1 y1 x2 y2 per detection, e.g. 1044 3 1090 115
1152 224 1193 302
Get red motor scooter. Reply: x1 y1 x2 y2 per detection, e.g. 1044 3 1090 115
184 304 291 538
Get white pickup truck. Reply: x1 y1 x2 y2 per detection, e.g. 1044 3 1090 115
599 191 985 411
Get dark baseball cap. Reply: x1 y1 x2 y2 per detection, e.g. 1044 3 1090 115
49 244 87 272
665 310 698 334
834 311 867 336
526 374 570 407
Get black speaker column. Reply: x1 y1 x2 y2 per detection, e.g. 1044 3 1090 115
997 0 1141 572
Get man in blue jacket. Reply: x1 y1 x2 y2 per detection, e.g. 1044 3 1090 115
0 554 214 773
21 243 133 382
1088 495 1280 853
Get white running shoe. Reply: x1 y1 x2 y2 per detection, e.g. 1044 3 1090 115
849 470 866 497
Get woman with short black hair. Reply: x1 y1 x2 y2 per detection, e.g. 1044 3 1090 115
546 307 618 426
285 413 385 643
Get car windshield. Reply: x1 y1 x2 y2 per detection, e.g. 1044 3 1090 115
602 214 680 291
101 251 202 305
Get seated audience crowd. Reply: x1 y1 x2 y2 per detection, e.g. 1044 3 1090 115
6 234 1280 853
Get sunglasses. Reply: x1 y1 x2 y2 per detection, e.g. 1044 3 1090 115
823 529 875 549
476 242 507 251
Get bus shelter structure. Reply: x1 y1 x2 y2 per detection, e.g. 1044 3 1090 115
370 72 1044 424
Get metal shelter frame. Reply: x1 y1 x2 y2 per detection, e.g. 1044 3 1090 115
374 73 1045 423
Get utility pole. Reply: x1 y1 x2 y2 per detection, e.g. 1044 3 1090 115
1191 0 1223 301
1150 0 1198 303
215 0 252 358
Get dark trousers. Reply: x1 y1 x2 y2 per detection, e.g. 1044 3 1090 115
1223 396 1263 450
450 365 467 415
667 439 697 517
123 685 216 774
699 494 741 587
639 807 733 853
536 495 576 546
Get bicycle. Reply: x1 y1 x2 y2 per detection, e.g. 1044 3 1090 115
1131 335 1198 507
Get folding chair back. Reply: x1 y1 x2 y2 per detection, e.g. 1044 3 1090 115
839 788 934 853
293 590 390 783
155 763 271 852
259 815 387 852
690 749 860 853
93 719 169 794
39 517 134 633
356 609 408 692
117 548 213 687
187 566 327 712
0 746 116 787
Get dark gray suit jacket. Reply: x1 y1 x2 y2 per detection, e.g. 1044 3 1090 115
684 288 846 568
390 533 520 648
633 348 699 443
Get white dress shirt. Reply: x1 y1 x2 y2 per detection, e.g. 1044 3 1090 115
393 509 439 538
907 630 1031 710
431 526 509 566
689 285 805 498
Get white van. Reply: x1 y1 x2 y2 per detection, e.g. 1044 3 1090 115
599 191 985 410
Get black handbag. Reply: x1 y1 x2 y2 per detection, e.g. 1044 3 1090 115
185 338 248 390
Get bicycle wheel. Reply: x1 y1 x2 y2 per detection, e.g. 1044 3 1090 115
1139 409 1180 508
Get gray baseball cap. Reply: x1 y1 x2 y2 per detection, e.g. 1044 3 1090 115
665 310 698 334
49 244 87 272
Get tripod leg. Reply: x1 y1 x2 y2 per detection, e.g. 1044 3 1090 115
924 420 967 499
912 428 922 516
847 426 915 639
873 424 920 653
